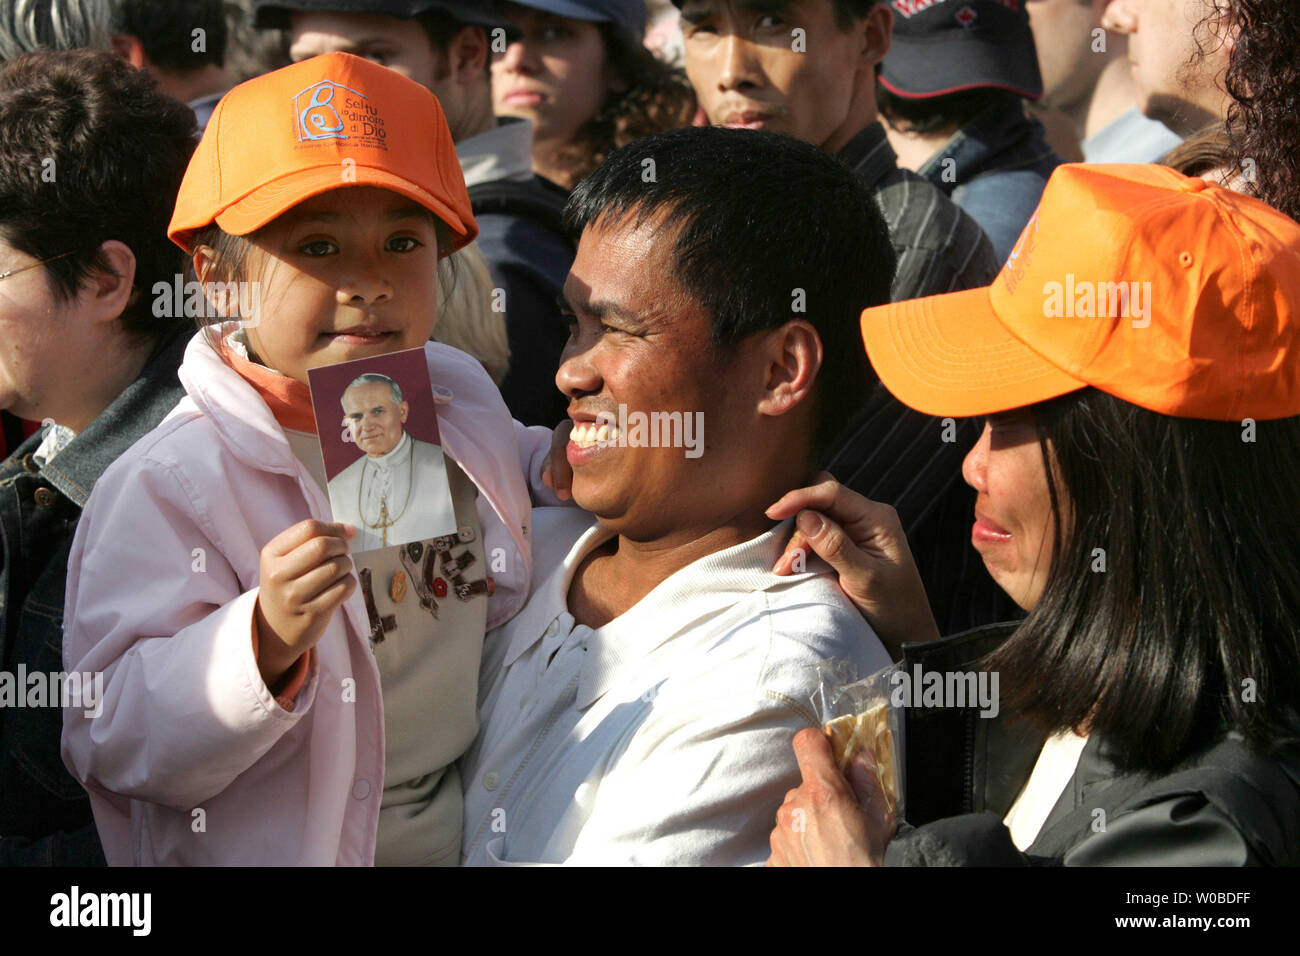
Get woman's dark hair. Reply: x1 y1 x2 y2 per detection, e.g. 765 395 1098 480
1161 122 1231 177
550 22 696 188
0 49 196 342
986 388 1300 775
877 82 1022 137
564 125 895 467
1220 0 1300 221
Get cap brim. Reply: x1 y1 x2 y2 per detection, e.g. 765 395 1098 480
860 286 1087 418
881 34 1043 99
177 165 476 255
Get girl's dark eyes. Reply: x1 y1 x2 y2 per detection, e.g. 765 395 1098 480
297 237 423 256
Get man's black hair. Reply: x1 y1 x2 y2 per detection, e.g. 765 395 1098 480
115 0 228 71
564 125 895 464
830 0 879 29
0 49 197 342
877 82 1023 136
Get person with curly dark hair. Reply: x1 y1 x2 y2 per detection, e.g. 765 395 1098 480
1219 0 1300 223
492 0 697 190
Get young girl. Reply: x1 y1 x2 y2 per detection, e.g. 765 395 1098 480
60 52 560 865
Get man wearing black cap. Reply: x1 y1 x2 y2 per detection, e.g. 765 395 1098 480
678 0 1019 635
253 0 574 429
878 0 1064 262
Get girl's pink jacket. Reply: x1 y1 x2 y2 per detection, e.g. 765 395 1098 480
61 330 550 865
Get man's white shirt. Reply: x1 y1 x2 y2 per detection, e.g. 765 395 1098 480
460 507 890 866
328 431 457 552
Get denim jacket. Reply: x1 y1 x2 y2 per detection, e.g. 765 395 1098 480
0 329 186 865
918 101 1065 264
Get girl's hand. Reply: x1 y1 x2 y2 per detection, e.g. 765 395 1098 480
254 520 357 688
767 472 939 659
541 420 574 501
766 728 896 867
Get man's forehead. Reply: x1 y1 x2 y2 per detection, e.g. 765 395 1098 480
566 213 678 305
343 382 396 405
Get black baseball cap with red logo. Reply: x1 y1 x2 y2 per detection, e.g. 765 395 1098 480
880 0 1043 100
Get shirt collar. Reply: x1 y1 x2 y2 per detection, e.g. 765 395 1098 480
576 520 807 708
500 515 816 707
33 423 76 467
457 117 536 188
836 121 900 190
37 328 188 507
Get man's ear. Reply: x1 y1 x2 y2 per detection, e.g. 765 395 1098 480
755 320 822 419
110 34 148 69
861 2 892 67
398 400 410 424
448 25 489 87
84 240 138 327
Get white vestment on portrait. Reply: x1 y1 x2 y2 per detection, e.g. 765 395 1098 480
328 431 457 551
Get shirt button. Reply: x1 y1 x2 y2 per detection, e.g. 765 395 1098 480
352 779 371 800
483 771 500 792
33 487 57 508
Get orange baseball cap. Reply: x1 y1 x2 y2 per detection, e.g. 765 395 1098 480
860 164 1300 421
168 51 476 255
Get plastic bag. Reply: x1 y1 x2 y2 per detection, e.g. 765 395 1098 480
809 660 904 821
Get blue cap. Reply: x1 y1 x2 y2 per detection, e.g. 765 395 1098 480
505 0 647 38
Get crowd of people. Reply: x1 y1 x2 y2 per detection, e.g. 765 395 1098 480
0 0 1296 869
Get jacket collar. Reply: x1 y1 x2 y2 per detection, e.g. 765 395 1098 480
836 121 900 192
177 324 304 477
35 327 188 507
916 100 1057 194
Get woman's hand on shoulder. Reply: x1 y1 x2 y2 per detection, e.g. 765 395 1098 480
768 473 939 659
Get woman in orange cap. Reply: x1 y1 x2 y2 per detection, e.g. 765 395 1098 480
765 162 1300 866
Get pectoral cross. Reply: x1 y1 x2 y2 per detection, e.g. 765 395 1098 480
375 496 394 548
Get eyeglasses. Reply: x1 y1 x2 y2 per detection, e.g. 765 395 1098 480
0 251 75 282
